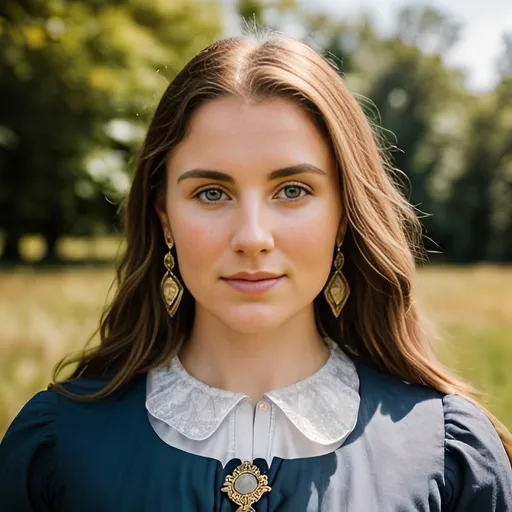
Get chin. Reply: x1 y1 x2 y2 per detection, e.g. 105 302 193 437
217 304 289 334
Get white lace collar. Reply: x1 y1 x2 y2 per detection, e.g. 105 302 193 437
145 338 360 445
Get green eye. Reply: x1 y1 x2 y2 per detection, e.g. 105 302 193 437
278 184 308 200
198 188 225 202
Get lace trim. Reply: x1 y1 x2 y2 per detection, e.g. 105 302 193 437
146 338 360 443
266 343 359 445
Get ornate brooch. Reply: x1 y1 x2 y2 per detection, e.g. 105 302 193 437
221 460 272 511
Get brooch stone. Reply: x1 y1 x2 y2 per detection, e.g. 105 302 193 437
221 461 272 511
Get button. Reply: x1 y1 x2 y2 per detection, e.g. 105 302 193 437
258 400 269 412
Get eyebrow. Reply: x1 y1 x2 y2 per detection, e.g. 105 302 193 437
176 163 326 184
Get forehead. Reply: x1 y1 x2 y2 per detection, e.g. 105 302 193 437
168 96 335 175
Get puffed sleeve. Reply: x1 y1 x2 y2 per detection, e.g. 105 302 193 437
443 393 512 511
0 390 60 511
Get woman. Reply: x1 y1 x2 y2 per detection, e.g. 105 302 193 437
0 32 511 511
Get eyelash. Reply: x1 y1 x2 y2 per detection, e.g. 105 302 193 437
194 182 312 204
275 182 312 201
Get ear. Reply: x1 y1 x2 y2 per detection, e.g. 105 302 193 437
154 194 171 240
336 214 349 246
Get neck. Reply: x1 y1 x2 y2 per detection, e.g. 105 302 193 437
178 306 330 404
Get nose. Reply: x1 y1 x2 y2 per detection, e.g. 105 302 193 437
230 195 275 256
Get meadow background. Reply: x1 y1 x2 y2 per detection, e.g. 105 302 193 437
1 0 511 436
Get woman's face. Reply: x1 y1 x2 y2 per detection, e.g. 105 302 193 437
158 96 341 334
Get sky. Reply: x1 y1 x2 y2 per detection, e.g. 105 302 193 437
298 0 512 92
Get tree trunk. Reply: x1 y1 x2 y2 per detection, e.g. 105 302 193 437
41 227 62 264
1 232 22 264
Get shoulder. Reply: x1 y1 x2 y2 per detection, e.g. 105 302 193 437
352 358 512 510
443 394 512 510
0 375 147 509
0 375 114 458
1 388 59 447
350 358 446 463
0 389 59 509
54 374 147 423
352 357 444 419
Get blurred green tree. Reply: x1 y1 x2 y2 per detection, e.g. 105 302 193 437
281 5 512 263
446 34 512 261
0 0 222 263
361 7 471 260
296 6 470 260
1 1 511 264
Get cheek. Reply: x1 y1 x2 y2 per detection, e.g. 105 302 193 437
280 205 339 273
290 231 335 286
169 208 227 283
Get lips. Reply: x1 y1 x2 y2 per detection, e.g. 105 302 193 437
221 272 285 293
223 271 283 281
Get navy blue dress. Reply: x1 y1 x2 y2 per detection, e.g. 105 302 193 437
1 359 511 511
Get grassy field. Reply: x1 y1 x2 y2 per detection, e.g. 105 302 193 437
1 264 511 437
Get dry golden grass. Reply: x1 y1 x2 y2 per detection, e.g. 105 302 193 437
0 268 112 433
0 263 511 436
416 265 512 427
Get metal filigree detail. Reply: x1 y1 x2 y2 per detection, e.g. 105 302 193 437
324 247 350 317
221 461 271 511
160 238 183 317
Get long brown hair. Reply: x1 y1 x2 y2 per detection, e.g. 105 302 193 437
51 31 512 461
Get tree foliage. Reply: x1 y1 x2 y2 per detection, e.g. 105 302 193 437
0 0 222 262
1 1 511 263
296 5 512 263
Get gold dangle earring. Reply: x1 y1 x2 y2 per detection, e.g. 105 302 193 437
324 244 350 318
160 235 184 317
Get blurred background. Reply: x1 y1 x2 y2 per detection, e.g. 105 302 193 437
1 0 511 435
